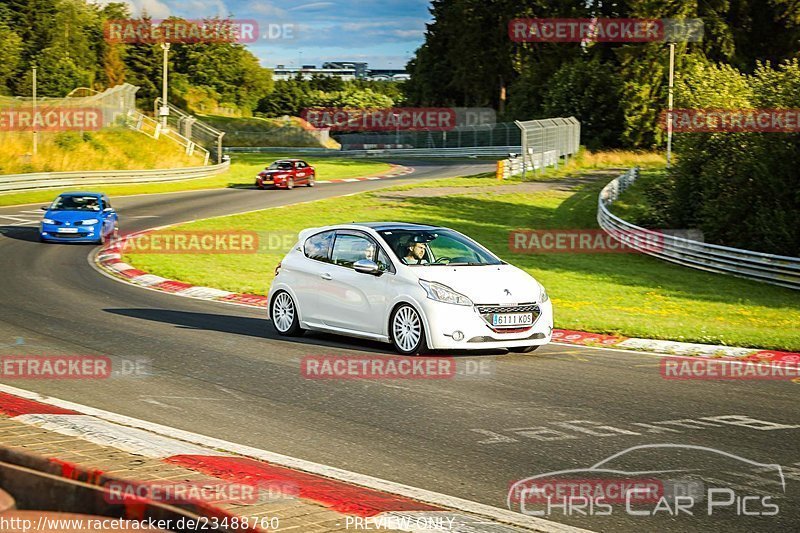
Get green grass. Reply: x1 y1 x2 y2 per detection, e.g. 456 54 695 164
0 127 202 175
0 153 392 207
124 170 800 352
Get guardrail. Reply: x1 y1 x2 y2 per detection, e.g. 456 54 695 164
598 168 800 290
226 146 521 158
0 160 230 193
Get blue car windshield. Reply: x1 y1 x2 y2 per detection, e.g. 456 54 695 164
50 196 101 211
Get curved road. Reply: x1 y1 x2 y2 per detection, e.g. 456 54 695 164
0 160 797 532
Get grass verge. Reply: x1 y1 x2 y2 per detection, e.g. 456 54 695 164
0 153 392 207
123 167 800 352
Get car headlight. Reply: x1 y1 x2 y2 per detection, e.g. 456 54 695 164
539 282 549 303
80 219 100 225
42 218 56 225
419 280 473 306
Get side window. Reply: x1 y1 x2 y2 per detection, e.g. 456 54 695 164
103 196 112 209
303 231 334 262
331 234 374 269
376 247 394 273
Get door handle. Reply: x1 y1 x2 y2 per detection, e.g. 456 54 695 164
320 273 332 280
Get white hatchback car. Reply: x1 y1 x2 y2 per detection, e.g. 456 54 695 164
268 223 553 354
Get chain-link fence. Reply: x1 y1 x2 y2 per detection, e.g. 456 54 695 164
0 83 138 128
154 98 226 163
515 117 580 175
334 122 521 149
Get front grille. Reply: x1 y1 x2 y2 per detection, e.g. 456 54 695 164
476 303 538 314
52 232 89 239
475 303 541 331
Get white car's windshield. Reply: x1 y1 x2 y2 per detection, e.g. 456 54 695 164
49 196 101 211
378 228 503 266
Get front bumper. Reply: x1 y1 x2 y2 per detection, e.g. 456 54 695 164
41 224 101 242
422 299 553 350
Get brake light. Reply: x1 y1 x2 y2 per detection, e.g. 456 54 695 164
275 262 282 276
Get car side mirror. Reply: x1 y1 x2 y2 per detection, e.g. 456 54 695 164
353 259 381 275
40 206 48 211
103 207 113 213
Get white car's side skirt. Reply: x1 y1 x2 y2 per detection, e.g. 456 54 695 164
302 321 391 343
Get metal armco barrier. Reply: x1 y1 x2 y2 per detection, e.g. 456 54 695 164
0 160 230 193
598 168 800 290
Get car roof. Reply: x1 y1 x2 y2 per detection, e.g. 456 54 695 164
350 222 443 232
57 192 103 197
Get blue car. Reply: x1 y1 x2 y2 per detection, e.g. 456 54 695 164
39 192 118 244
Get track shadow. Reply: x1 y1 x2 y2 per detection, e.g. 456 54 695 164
0 226 41 243
104 308 504 356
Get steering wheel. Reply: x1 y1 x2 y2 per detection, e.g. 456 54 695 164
433 256 452 264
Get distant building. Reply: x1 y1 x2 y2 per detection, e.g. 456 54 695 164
272 62 408 81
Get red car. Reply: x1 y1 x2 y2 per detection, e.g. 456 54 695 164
256 159 316 190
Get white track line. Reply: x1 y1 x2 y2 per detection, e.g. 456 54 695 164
0 383 589 533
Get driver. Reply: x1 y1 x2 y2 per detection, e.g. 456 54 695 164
403 240 428 265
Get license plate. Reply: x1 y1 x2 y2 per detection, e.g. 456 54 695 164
57 227 78 234
492 313 533 326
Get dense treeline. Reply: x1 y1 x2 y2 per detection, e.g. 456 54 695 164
256 77 405 118
405 0 800 150
404 0 800 254
0 0 272 113
0 0 405 117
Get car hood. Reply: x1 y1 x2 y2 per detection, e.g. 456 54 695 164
44 210 101 223
413 263 541 305
259 170 290 177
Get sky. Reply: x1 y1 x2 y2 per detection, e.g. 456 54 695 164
100 0 432 69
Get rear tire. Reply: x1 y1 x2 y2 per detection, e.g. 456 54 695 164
307 175 315 187
508 345 540 353
390 304 427 355
271 290 303 336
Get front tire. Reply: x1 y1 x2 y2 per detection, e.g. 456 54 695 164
287 178 294 190
508 345 540 353
271 291 303 336
390 304 427 355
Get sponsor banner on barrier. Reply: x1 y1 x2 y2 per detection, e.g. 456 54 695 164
662 109 800 133
660 357 800 381
509 18 703 43
0 107 102 132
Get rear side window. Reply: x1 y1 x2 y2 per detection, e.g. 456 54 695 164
304 231 334 262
